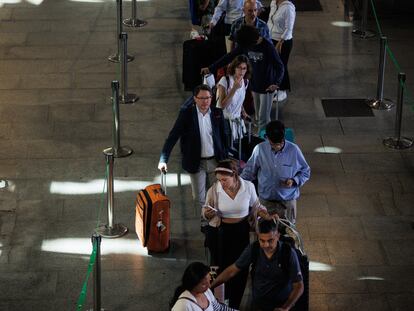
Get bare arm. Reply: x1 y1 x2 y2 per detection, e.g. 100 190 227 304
210 264 240 289
276 281 304 311
217 78 241 109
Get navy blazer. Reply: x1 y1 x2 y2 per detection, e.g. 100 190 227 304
159 101 229 174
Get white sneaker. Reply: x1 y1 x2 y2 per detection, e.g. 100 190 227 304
274 90 287 102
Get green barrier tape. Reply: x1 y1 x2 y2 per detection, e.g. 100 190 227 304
385 43 414 108
385 43 402 73
370 0 383 37
76 241 97 311
76 161 108 310
370 0 414 109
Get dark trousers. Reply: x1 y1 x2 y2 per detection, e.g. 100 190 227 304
208 218 250 309
272 39 293 91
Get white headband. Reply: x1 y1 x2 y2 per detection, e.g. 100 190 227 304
214 167 234 174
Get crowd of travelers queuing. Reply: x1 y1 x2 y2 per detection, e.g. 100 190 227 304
162 1 308 310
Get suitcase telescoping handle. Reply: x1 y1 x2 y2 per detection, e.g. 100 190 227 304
278 218 305 255
160 171 167 195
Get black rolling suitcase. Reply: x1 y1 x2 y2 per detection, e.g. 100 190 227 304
228 120 265 163
182 39 215 91
279 219 309 311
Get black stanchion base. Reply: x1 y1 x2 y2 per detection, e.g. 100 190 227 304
366 98 395 110
103 146 133 158
95 223 128 238
108 53 135 63
123 18 147 28
121 93 139 104
383 137 413 150
352 29 376 39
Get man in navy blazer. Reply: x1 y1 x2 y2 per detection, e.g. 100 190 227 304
159 85 229 223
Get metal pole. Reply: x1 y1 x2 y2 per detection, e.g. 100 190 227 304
96 153 129 238
383 73 413 149
352 0 375 39
92 234 102 311
107 153 114 228
120 32 139 104
123 0 148 28
367 36 395 110
103 81 133 158
108 0 134 63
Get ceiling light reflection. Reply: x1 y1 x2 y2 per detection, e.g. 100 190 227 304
49 173 191 195
0 0 44 7
331 21 353 27
357 276 385 281
309 261 334 271
41 238 150 256
314 146 343 154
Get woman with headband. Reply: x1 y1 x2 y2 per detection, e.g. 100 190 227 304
202 159 274 309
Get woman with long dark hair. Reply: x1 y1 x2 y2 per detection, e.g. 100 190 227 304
170 262 236 310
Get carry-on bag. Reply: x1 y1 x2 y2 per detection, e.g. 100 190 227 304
182 38 215 91
279 219 309 311
135 173 170 252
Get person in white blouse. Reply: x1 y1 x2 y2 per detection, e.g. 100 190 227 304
267 0 296 102
202 160 274 308
216 55 252 149
170 262 237 311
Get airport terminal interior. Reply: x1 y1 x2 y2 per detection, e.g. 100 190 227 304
0 0 413 310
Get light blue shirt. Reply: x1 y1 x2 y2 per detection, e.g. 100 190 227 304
241 140 310 201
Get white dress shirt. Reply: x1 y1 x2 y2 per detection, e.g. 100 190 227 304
196 106 215 158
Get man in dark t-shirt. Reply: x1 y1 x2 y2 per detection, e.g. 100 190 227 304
211 219 303 311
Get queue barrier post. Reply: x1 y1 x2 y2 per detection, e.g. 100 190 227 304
367 36 395 110
96 153 129 238
108 0 134 63
123 0 147 28
120 32 139 104
383 73 413 150
352 0 375 39
103 80 133 158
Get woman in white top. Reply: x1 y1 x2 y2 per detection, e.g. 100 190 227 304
267 0 296 101
202 160 272 309
171 262 236 311
216 55 252 147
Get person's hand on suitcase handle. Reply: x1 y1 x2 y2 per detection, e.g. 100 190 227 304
158 162 168 173
266 84 279 93
201 67 210 75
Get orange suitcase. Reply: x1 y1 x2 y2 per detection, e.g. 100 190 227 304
135 174 170 252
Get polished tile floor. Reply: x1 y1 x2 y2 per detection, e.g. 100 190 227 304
0 0 413 310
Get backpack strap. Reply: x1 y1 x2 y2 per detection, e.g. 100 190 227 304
225 75 230 94
250 240 261 282
177 297 204 310
279 241 292 285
